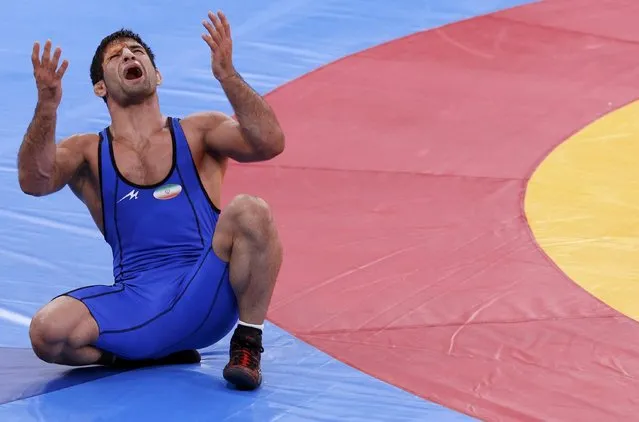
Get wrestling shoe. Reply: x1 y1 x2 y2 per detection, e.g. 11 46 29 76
222 326 264 390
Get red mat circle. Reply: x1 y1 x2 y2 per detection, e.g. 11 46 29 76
223 2 639 420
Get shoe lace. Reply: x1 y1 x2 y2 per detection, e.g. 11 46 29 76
231 337 264 369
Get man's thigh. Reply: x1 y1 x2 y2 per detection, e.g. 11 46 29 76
69 249 238 360
155 248 239 354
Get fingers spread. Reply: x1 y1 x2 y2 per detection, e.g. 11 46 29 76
201 10 232 56
32 40 68 78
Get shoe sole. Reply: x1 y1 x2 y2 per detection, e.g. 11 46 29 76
223 366 262 390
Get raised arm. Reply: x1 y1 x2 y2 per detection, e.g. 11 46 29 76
18 121 87 196
17 40 85 196
187 11 285 162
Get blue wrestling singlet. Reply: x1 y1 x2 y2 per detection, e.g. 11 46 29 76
62 117 239 360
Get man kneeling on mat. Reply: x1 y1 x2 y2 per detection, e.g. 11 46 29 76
16 10 284 391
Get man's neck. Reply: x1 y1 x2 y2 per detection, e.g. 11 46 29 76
108 96 166 146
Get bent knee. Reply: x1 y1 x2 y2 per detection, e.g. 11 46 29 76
29 312 63 363
29 298 98 361
228 194 271 217
226 194 275 236
215 195 280 259
30 309 64 346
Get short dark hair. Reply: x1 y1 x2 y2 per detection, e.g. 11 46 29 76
90 28 156 87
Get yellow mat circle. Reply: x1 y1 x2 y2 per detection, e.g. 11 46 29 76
525 100 639 321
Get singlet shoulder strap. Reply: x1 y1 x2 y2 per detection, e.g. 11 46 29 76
98 127 116 181
167 117 221 214
168 117 194 170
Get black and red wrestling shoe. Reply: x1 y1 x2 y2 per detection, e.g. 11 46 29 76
222 326 264 390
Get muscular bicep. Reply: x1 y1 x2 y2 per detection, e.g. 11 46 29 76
208 117 264 162
184 112 268 163
41 135 89 195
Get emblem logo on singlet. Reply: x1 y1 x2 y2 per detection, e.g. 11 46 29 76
153 184 183 200
117 189 139 203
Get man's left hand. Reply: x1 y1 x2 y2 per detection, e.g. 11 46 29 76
202 10 236 81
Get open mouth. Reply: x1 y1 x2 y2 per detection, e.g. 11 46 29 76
124 65 143 81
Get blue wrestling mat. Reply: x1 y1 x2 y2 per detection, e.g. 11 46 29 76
0 0 530 420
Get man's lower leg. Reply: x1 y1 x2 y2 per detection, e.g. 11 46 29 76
222 204 283 390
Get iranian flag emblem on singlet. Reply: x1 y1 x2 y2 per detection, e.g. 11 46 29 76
153 184 183 200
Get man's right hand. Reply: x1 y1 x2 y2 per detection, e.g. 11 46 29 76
31 40 69 107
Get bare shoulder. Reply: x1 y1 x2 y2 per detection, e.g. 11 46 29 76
179 110 282 163
58 132 100 157
179 111 239 161
181 110 279 163
181 111 231 133
58 133 101 185
179 111 233 147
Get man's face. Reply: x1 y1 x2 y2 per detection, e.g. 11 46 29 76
99 39 160 106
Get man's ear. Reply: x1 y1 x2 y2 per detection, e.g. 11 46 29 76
93 81 107 98
156 69 163 86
